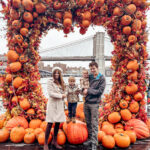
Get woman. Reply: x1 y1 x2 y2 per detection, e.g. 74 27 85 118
44 67 66 150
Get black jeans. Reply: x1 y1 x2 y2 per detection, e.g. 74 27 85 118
68 102 77 118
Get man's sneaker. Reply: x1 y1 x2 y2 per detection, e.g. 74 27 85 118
83 139 91 146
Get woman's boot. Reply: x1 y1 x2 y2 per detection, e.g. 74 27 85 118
51 136 62 149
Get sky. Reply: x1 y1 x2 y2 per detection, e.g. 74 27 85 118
0 1 150 69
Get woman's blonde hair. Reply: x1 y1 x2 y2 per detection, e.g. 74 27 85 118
52 69 65 91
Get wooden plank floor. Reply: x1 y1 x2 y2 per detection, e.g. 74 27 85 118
1 139 150 150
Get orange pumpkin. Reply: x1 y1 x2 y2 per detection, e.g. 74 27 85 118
26 108 35 115
35 3 46 14
24 132 36 144
0 128 10 142
101 125 116 136
114 133 130 148
146 118 150 133
124 130 136 143
125 119 150 139
12 77 23 88
125 95 131 101
115 123 124 129
125 4 136 14
119 100 128 109
12 0 21 8
64 11 72 19
5 74 12 83
25 128 34 134
10 62 22 73
40 121 47 131
23 12 33 23
57 129 66 145
34 128 43 139
38 132 52 145
113 7 123 16
10 126 25 143
127 71 138 80
127 60 139 71
66 122 88 144
12 20 22 29
22 0 33 12
134 92 143 101
108 112 121 124
55 12 62 19
135 11 142 19
121 15 132 26
82 11 91 20
29 119 42 129
76 103 85 120
120 109 132 121
128 35 137 44
129 101 139 113
19 98 30 110
14 35 23 44
102 135 115 149
53 1 61 9
132 19 142 32
125 83 138 94
98 130 106 142
11 96 18 103
5 116 28 130
20 28 29 36
63 18 72 28
123 26 131 35
82 20 90 28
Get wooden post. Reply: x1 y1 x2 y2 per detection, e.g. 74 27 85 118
93 32 105 75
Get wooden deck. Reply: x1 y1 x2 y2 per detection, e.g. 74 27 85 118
0 139 150 150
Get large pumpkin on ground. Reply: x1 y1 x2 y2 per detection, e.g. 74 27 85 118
57 129 66 145
0 128 10 143
102 135 115 149
10 126 25 143
124 130 136 143
5 116 28 130
76 103 85 121
114 133 130 148
125 119 150 139
66 122 88 144
24 132 36 144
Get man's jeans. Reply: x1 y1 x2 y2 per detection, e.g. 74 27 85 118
68 102 77 118
84 103 99 145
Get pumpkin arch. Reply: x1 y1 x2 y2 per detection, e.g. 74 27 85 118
0 0 149 123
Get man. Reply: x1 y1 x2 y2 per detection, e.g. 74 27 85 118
83 61 106 150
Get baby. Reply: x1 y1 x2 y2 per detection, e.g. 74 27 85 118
80 69 89 101
66 76 80 123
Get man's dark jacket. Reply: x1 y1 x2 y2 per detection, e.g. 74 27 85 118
85 74 106 104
